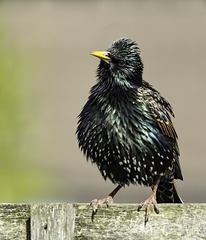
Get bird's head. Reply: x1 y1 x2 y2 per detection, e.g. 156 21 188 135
91 38 144 88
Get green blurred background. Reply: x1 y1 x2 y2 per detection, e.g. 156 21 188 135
0 0 205 203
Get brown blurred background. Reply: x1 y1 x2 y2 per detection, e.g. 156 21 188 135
0 0 205 203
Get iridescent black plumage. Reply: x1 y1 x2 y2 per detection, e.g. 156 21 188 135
76 38 183 223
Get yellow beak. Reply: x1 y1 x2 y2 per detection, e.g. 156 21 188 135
90 51 111 63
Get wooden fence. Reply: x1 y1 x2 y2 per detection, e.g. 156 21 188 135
0 203 205 239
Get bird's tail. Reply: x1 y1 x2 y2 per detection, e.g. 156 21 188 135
156 178 183 203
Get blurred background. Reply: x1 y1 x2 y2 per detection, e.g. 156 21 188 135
0 0 205 203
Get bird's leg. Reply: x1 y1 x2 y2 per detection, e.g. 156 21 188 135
90 185 122 221
137 179 160 225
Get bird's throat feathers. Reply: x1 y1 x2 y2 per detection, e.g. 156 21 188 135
96 62 142 92
91 77 139 110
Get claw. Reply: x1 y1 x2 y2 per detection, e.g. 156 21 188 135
90 196 114 221
91 208 97 222
137 202 144 212
154 202 159 214
145 215 149 225
90 199 98 221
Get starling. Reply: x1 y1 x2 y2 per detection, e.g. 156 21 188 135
76 38 183 225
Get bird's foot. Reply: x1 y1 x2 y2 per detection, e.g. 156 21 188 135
90 195 114 221
137 194 159 225
89 185 122 221
137 180 160 226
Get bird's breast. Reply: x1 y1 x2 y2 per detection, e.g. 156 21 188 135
77 92 175 186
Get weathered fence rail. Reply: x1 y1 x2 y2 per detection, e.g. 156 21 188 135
0 203 205 239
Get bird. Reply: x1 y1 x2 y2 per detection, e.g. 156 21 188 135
76 38 183 225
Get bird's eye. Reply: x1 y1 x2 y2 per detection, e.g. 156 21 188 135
118 60 125 67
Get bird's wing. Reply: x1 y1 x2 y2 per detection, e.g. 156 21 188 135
141 82 179 155
142 82 183 180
